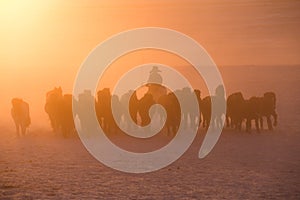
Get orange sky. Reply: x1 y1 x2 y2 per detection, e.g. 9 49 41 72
0 0 299 127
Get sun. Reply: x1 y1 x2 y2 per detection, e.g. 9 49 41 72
1 0 31 17
1 0 43 25
0 0 60 72
0 0 59 31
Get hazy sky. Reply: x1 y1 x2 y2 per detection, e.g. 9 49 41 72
0 0 299 126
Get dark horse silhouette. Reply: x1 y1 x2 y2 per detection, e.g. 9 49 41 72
11 98 31 136
138 93 155 126
226 91 278 132
260 92 278 130
73 90 96 135
60 94 75 136
200 85 226 129
96 88 118 134
44 87 75 137
158 92 181 136
226 92 245 130
45 87 63 132
244 96 261 132
243 93 277 132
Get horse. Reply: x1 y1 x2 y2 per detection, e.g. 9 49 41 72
11 98 31 136
60 94 76 137
260 92 278 130
226 92 246 130
158 92 181 136
45 87 63 132
96 88 115 133
226 91 278 132
74 90 96 135
201 85 226 130
45 87 76 137
244 96 261 132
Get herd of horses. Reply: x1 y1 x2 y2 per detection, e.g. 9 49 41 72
11 85 278 137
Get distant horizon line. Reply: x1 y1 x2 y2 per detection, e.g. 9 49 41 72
175 64 300 67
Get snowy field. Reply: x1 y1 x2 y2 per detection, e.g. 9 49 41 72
1 66 300 199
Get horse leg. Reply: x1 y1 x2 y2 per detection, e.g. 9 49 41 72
198 113 202 129
231 117 235 129
236 119 242 131
259 117 264 130
246 119 251 133
15 122 20 136
202 117 206 128
206 118 211 130
183 113 187 129
170 124 175 137
167 123 171 136
195 114 201 131
267 115 273 131
62 125 67 138
21 122 26 136
272 111 278 127
161 114 166 127
49 115 56 131
255 118 260 133
190 114 194 130
226 115 230 128
172 124 178 136
217 116 223 130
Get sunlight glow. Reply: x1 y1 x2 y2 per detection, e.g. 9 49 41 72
1 0 48 24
